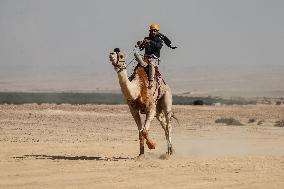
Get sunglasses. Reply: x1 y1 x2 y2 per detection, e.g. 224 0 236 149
149 29 158 32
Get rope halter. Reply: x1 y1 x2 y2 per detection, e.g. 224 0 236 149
109 51 126 73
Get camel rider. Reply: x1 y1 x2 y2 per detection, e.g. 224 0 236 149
135 24 177 89
135 24 162 89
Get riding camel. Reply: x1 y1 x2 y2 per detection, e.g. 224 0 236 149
109 49 175 158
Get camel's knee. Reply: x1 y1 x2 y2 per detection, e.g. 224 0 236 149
144 110 156 130
140 128 154 141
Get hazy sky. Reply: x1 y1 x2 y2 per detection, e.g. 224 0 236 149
0 0 283 95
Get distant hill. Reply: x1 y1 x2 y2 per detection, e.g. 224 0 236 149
0 92 257 105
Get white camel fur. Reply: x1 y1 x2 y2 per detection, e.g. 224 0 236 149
109 50 174 158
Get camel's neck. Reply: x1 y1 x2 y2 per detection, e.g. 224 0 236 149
117 69 139 100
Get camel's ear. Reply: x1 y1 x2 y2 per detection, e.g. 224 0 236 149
114 48 120 53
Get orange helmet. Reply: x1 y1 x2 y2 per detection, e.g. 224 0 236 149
150 23 160 31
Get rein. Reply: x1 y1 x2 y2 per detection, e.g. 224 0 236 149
114 52 137 73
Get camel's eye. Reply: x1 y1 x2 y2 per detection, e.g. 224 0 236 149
120 55 124 59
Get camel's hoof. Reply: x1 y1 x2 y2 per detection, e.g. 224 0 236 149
146 140 156 149
135 154 145 161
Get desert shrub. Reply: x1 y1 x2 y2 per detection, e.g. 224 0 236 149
276 101 282 105
215 118 243 126
274 120 284 127
248 118 256 123
193 100 204 105
257 120 264 125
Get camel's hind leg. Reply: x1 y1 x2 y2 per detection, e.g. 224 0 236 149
156 102 167 139
156 110 168 145
142 107 156 149
160 90 174 155
129 106 145 157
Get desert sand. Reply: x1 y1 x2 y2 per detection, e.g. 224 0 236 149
0 104 284 189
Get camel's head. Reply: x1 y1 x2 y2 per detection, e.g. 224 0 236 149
109 48 126 72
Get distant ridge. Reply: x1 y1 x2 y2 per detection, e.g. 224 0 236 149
176 90 284 99
0 92 258 105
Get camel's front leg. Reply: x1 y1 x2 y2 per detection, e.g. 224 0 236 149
129 107 144 156
141 108 156 149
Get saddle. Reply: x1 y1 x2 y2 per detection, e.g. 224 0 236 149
129 58 163 82
142 56 162 78
129 57 166 102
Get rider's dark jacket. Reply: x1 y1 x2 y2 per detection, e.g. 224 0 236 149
142 35 163 58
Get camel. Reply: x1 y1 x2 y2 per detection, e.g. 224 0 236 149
109 49 175 158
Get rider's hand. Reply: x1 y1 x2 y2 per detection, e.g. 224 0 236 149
143 38 151 44
137 41 143 46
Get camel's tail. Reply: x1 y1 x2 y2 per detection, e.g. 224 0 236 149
171 112 180 126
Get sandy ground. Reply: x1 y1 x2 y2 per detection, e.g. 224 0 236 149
0 104 284 189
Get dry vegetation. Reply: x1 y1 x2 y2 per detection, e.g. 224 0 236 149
248 118 256 123
215 117 243 126
274 120 284 127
